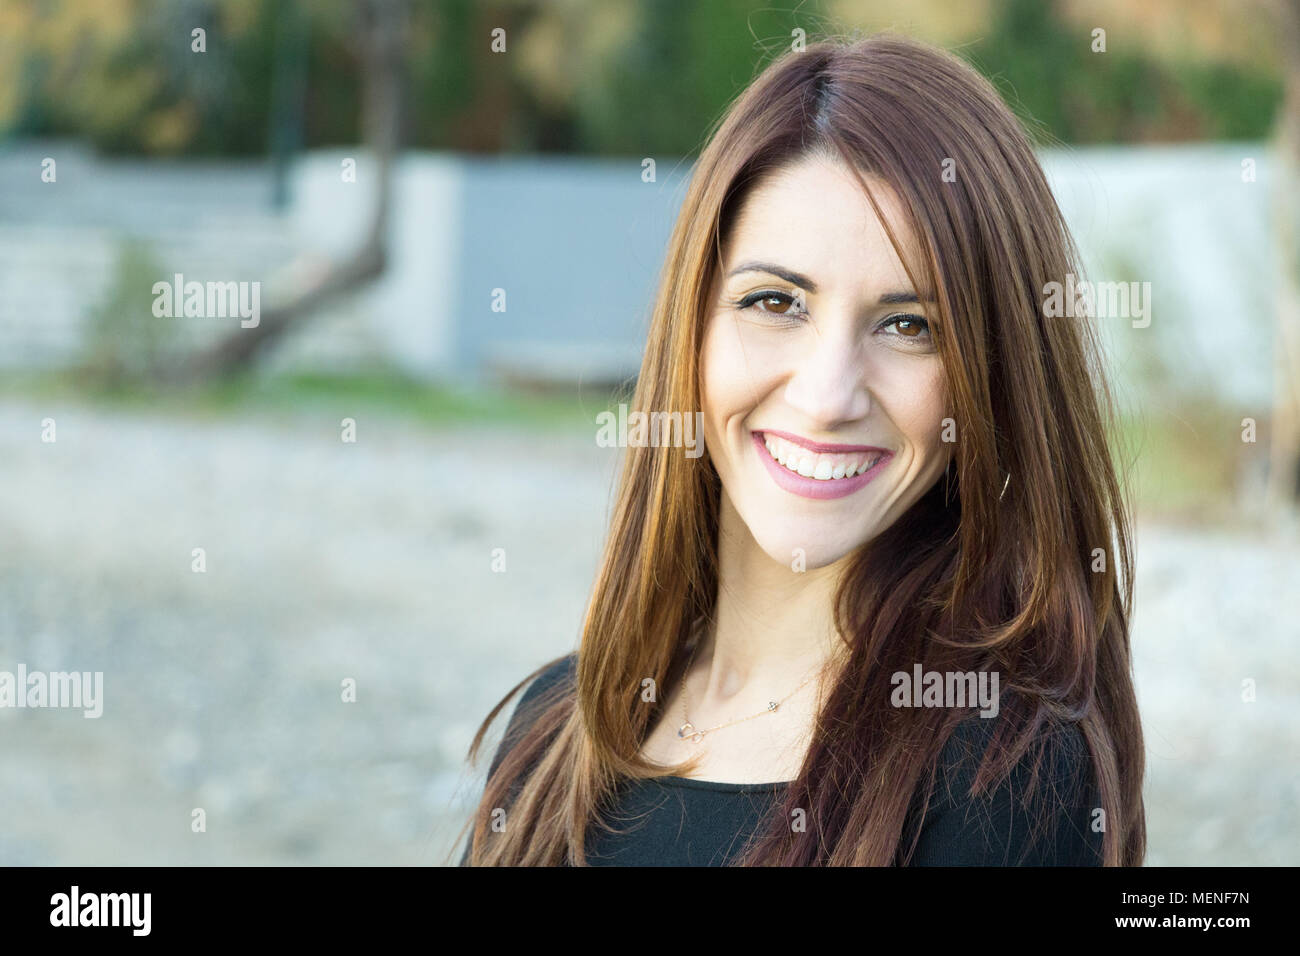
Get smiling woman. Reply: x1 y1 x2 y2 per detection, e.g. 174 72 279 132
458 33 1146 866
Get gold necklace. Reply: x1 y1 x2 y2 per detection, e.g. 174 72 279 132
675 626 823 745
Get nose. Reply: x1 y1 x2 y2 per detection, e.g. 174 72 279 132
782 324 871 427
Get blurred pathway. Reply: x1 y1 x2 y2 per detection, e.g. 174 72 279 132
0 397 1294 864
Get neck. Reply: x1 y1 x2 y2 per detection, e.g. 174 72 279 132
696 494 849 702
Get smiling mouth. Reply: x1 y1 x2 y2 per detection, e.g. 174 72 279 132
759 429 889 477
760 433 884 480
751 430 892 501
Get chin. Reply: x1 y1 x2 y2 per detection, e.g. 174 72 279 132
749 521 872 571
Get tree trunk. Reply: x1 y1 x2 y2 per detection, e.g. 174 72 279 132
173 0 406 383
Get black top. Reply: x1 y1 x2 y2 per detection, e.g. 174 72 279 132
460 653 1103 866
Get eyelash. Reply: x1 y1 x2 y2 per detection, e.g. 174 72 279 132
733 289 932 339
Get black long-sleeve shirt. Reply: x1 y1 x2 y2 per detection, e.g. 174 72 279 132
460 653 1104 866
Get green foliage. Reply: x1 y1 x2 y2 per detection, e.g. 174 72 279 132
1 0 1285 155
575 0 810 156
82 240 176 387
1168 60 1282 141
966 0 1280 145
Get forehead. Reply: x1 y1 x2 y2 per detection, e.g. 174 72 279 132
721 154 923 293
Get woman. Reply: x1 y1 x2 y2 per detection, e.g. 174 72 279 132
457 33 1145 866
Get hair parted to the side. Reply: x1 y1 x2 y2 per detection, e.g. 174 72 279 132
457 33 1145 866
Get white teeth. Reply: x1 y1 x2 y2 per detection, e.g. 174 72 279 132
761 434 885 480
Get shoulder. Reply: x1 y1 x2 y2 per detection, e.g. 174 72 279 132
488 652 577 778
462 653 577 866
905 713 1103 866
516 652 578 710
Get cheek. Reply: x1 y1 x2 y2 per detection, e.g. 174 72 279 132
880 360 949 456
700 317 775 436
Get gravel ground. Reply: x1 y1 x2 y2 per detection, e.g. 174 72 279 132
0 396 1295 865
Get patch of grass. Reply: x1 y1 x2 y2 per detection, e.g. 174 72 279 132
81 240 179 385
0 367 622 433
1112 400 1247 522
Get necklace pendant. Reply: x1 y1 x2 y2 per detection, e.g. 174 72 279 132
677 722 706 744
767 701 779 711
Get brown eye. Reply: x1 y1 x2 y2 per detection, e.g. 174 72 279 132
881 314 931 339
736 289 803 320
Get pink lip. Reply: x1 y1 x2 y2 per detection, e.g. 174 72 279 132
751 431 892 501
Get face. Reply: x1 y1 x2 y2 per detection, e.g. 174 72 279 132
699 152 951 570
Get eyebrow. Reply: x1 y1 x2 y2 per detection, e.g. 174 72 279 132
728 261 819 293
878 290 924 304
726 261 931 304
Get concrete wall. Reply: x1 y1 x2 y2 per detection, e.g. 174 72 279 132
0 140 1281 406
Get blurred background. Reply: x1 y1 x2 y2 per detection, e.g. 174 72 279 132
0 0 1296 866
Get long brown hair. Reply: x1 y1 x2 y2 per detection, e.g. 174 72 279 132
459 33 1145 866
